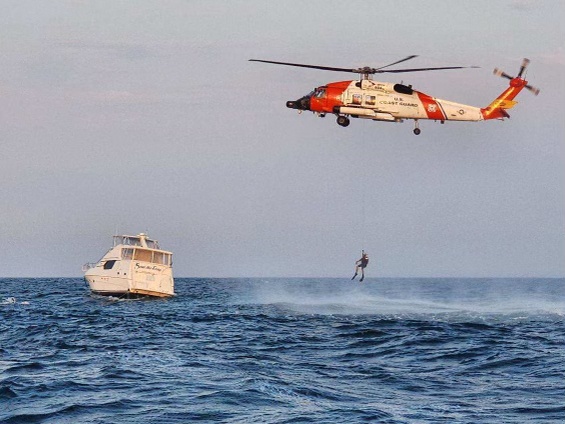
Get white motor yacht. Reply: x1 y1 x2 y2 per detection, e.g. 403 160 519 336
83 233 175 298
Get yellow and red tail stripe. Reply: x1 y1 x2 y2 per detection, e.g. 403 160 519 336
481 78 527 120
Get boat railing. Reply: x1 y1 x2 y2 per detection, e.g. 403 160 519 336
82 262 97 272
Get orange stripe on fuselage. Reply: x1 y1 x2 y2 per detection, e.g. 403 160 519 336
416 92 446 120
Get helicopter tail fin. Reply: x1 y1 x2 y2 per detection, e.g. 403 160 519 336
481 58 539 120
481 87 520 120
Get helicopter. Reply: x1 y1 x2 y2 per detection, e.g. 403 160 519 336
250 56 539 135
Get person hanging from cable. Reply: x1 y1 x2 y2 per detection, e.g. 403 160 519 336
351 250 369 282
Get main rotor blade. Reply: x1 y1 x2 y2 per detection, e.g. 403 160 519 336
249 59 357 73
377 65 479 73
250 59 478 75
373 55 418 71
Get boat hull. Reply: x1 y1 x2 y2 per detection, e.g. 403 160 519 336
89 289 169 299
83 233 175 298
84 267 175 298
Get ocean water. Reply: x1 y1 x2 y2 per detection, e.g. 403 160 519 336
1 278 564 423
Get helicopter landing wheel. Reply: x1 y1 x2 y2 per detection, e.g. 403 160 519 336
413 120 421 135
337 115 350 127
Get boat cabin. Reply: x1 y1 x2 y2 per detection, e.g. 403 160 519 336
120 248 172 266
110 233 173 266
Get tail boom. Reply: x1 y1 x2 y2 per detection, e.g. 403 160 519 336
481 79 526 120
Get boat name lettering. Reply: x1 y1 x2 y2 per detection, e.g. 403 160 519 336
135 263 161 271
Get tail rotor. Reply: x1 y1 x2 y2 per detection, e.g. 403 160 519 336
525 83 540 96
493 58 539 96
493 68 513 81
517 57 529 78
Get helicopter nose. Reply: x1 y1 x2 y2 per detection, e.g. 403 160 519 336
286 95 310 110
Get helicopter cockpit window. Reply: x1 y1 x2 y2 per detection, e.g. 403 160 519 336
314 88 326 98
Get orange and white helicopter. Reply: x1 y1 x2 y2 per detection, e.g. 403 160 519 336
250 56 539 135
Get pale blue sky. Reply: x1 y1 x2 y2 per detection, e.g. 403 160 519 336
0 0 563 277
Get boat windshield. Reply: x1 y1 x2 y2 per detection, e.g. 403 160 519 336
114 236 142 247
145 239 159 249
126 248 172 266
122 248 134 260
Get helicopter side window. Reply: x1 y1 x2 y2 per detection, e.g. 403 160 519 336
394 83 413 95
352 94 362 105
365 95 376 106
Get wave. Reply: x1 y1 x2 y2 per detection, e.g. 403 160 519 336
2 399 137 424
1 277 563 423
0 385 18 399
4 362 45 373
242 279 565 322
1 297 30 305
